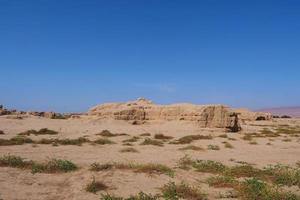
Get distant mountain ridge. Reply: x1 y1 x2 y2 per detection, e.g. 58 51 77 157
257 107 300 118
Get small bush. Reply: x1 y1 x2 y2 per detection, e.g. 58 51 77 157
140 138 164 147
100 192 159 200
0 155 29 168
171 135 213 144
218 134 228 138
140 133 151 136
154 134 173 140
123 136 140 143
86 177 108 194
32 159 78 173
0 130 5 135
96 130 128 137
177 155 194 170
207 145 220 150
223 142 234 149
206 176 238 188
237 178 299 200
19 128 58 136
0 136 34 146
178 145 204 151
119 147 139 153
90 162 174 177
161 182 207 200
94 138 115 145
192 160 226 174
90 163 114 171
0 155 78 174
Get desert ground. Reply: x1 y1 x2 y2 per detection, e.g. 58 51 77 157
0 104 300 199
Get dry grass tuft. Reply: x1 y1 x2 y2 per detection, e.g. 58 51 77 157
18 128 58 136
140 138 164 146
161 182 207 200
86 177 108 194
178 145 204 151
171 134 213 144
119 147 139 153
154 134 174 140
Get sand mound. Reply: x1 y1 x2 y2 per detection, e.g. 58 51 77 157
89 98 241 131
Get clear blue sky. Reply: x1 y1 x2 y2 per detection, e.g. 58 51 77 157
1 0 299 112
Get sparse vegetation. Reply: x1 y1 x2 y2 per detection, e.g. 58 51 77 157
249 141 258 145
177 155 194 170
100 192 159 200
0 130 4 135
218 134 228 138
206 176 238 188
207 145 220 150
161 182 207 200
18 128 58 136
154 134 173 140
94 138 115 145
96 130 128 137
122 136 140 143
86 177 108 194
192 160 226 174
90 162 174 177
237 178 300 200
178 145 204 151
0 136 34 146
0 155 78 173
170 135 213 144
223 142 234 149
140 133 151 136
140 138 164 146
119 147 139 153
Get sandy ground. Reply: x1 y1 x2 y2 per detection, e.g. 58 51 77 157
0 116 299 200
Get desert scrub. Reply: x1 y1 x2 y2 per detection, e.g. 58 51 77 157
161 182 207 200
242 135 253 141
0 155 30 168
36 137 90 146
0 155 78 173
93 138 115 145
100 192 159 200
18 128 58 136
262 164 300 187
90 162 174 177
225 164 263 178
0 136 34 146
218 134 228 138
140 133 151 136
207 144 220 150
237 178 300 200
170 135 213 144
0 130 4 135
31 159 78 173
177 155 194 170
119 147 139 153
122 136 140 143
223 142 234 149
249 141 258 145
154 134 173 140
192 160 226 174
178 145 204 151
206 176 238 188
97 130 128 137
86 177 108 194
140 138 164 147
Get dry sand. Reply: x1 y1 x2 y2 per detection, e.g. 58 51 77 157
0 116 299 199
